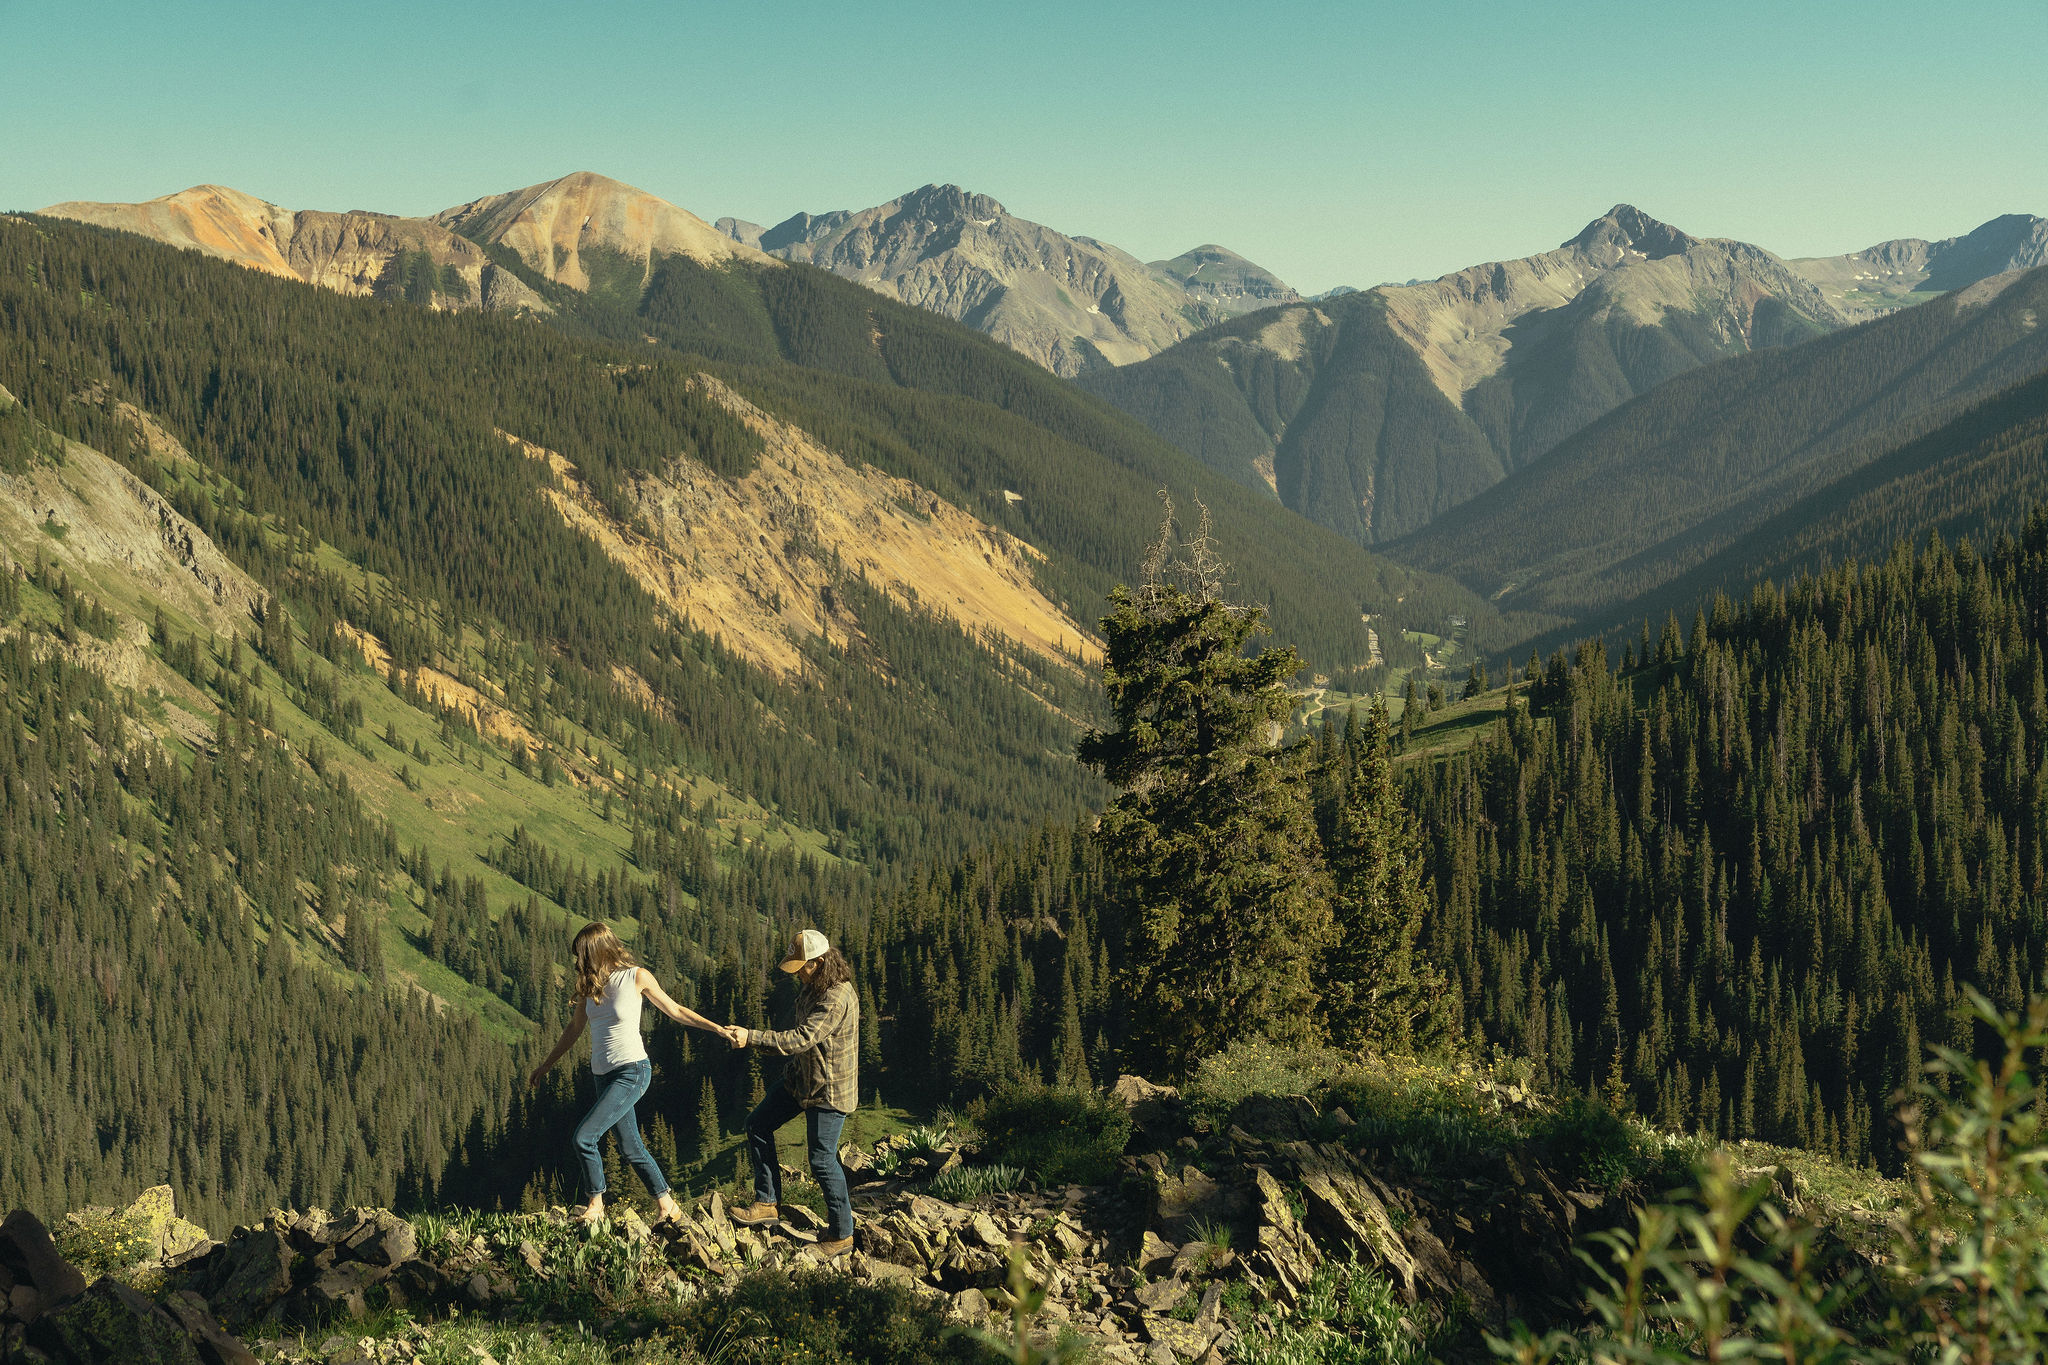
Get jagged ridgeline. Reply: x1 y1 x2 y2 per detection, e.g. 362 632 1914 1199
1416 518 2048 1167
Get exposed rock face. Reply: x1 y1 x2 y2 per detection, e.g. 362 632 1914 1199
434 171 771 292
38 186 548 315
1375 203 1847 415
732 184 1297 376
1150 244 1300 313
1789 213 2048 316
508 375 1098 682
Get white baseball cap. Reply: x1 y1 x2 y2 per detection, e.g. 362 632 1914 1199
779 929 830 974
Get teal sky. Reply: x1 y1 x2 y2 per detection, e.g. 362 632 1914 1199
4 0 2044 293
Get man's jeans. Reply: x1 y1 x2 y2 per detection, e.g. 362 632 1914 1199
573 1059 670 1198
746 1082 853 1240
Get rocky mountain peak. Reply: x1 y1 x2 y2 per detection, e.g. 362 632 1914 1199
1568 203 1697 261
895 183 1009 225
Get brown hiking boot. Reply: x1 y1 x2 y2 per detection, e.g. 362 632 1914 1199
729 1201 781 1228
811 1236 854 1259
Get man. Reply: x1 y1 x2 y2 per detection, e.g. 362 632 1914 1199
726 929 860 1257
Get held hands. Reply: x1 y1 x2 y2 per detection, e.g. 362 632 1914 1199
723 1025 749 1048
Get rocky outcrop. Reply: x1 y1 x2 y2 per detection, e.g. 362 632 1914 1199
0 1196 249 1365
733 184 1297 377
37 186 548 315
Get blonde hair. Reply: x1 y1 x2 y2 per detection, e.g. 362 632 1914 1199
572 922 636 1004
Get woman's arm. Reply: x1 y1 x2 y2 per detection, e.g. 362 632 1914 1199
526 1007 587 1087
637 968 729 1035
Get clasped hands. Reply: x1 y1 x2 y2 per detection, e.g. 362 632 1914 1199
717 1023 750 1048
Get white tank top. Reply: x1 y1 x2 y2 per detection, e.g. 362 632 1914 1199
585 967 649 1075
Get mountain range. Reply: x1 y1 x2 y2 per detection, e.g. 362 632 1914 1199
1389 263 2048 638
1081 204 2046 548
716 184 1299 376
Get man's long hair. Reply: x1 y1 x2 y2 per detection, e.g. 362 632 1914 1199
803 947 852 998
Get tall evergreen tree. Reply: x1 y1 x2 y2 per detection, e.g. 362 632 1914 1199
1078 500 1333 1080
1319 700 1449 1050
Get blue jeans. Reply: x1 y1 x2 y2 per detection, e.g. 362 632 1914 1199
746 1082 853 1240
574 1059 669 1198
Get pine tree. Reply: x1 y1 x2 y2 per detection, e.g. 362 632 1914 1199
1319 700 1446 1050
1078 499 1334 1080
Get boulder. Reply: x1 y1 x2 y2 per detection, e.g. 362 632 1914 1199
207 1228 295 1328
26 1278 203 1365
388 1257 454 1309
936 1247 1006 1292
109 1187 213 1265
1132 1275 1185 1312
780 1204 825 1235
0 1211 88 1307
950 1287 992 1323
1136 1230 1176 1276
967 1212 1007 1251
9 1283 41 1322
1140 1312 1217 1361
338 1209 416 1267
162 1290 259 1365
1111 1076 1180 1107
1279 1143 1419 1300
288 1259 390 1324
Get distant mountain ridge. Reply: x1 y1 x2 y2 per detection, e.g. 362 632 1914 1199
1081 204 1851 545
39 183 548 313
1387 264 2048 638
716 183 1300 376
1789 214 2048 316
433 171 770 290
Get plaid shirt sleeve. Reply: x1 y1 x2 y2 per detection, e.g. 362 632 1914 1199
750 983 859 1112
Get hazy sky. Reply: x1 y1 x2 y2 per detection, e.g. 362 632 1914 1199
5 0 2044 293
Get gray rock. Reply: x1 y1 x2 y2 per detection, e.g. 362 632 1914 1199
339 1210 417 1267
1132 1275 1185 1312
26 1278 203 1365
1136 1230 1176 1275
208 1228 294 1328
950 1287 991 1322
389 1258 453 1308
0 1212 87 1307
290 1259 390 1323
162 1290 259 1365
9 1283 41 1321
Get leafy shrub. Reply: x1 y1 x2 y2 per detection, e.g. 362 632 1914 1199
1529 1096 1641 1193
975 1085 1132 1187
685 1265 1004 1365
899 1125 953 1162
929 1163 1025 1203
1185 1037 1358 1121
53 1207 155 1278
1492 989 2048 1364
1329 1060 1521 1176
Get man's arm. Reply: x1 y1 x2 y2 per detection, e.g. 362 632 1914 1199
744 989 848 1055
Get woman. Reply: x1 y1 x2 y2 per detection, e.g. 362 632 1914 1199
727 929 861 1257
528 921 728 1224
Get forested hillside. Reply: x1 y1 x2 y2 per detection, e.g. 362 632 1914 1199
440 211 1482 669
1413 518 2048 1166
1390 265 2048 637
